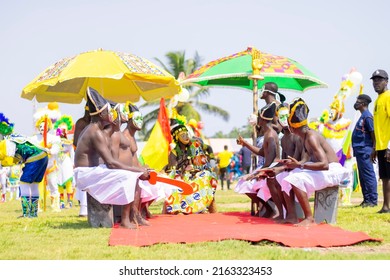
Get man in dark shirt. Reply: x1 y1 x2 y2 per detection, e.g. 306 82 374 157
352 94 377 207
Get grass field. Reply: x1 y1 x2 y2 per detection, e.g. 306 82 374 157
0 184 389 260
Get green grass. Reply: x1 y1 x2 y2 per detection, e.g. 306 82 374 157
0 187 389 260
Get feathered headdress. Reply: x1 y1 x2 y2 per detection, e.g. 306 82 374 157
0 113 15 136
54 115 73 131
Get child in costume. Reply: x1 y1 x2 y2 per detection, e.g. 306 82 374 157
54 115 75 208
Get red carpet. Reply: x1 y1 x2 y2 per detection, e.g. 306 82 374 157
109 212 382 247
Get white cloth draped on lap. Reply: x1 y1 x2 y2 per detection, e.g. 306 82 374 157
235 178 258 194
74 164 143 205
277 162 351 198
255 179 272 201
235 162 278 196
139 180 170 203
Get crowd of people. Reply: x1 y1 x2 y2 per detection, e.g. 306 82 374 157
0 68 389 229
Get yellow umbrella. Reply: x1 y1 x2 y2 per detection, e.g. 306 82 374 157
21 49 182 103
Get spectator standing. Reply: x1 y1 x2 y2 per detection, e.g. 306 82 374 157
239 145 252 174
217 145 233 190
351 94 377 207
371 69 390 214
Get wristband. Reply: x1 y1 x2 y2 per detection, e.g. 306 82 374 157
300 163 304 169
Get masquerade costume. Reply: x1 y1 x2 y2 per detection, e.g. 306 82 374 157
54 115 75 208
164 118 218 214
0 135 48 217
30 107 62 212
0 113 15 202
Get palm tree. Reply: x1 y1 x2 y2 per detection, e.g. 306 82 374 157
139 51 229 140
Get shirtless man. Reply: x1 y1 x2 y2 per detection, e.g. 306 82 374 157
236 102 282 218
110 102 151 227
73 104 91 148
74 87 150 229
278 97 349 227
269 103 306 223
72 103 91 216
259 82 286 134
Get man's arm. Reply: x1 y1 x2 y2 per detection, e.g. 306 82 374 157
237 135 261 155
301 134 329 170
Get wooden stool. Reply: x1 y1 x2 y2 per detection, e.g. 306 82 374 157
86 193 113 228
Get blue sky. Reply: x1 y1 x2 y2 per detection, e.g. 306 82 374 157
1 0 389 137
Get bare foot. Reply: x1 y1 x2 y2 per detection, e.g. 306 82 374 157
272 214 284 222
141 207 152 219
120 220 138 230
136 214 151 226
280 217 299 224
278 214 298 224
293 218 315 227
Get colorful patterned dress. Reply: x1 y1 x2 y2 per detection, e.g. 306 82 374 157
165 139 218 214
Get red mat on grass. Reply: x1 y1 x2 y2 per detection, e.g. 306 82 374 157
109 212 381 247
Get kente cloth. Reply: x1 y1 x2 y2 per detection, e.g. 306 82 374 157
74 164 142 205
165 170 218 214
277 162 351 198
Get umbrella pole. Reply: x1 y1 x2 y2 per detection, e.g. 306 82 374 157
252 79 258 170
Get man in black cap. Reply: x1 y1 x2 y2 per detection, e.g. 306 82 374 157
74 87 150 229
260 82 286 134
371 69 390 213
236 102 283 218
277 97 350 226
351 94 377 207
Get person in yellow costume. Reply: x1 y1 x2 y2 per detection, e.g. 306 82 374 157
30 103 62 212
164 116 218 214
